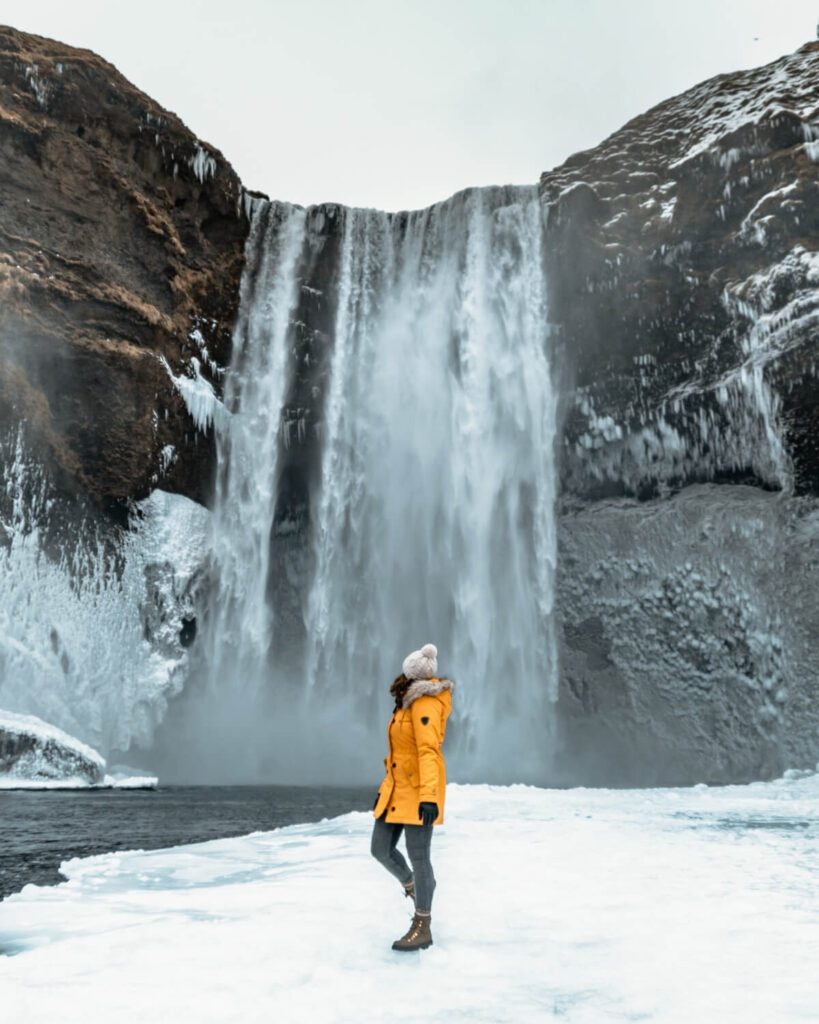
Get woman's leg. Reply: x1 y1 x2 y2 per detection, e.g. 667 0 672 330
370 811 413 885
403 821 436 913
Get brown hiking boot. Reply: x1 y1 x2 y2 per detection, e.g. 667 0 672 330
391 911 433 951
402 877 415 906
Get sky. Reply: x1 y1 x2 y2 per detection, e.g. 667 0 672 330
2 0 817 210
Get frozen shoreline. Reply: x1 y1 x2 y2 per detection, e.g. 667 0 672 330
2 778 818 1022
0 776 158 791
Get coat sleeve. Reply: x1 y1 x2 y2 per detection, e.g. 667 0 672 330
411 696 444 804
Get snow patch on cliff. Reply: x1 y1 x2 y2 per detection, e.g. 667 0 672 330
668 45 819 171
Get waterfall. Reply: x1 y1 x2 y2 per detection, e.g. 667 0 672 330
176 185 560 784
200 201 308 696
304 186 559 782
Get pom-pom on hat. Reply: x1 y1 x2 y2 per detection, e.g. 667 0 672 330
402 643 438 681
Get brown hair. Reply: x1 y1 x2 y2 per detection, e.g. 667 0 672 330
390 672 412 711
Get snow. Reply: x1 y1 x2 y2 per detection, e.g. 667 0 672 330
2 778 818 1021
644 46 819 176
737 182 799 245
659 196 676 220
0 709 104 785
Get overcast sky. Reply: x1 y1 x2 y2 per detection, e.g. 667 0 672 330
3 0 817 210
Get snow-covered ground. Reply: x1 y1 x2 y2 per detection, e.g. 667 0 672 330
1 777 818 1022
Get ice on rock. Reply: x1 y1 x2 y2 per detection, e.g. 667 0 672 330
160 355 227 432
159 444 176 474
189 144 216 184
0 711 157 789
0 434 208 757
24 64 52 109
0 709 105 786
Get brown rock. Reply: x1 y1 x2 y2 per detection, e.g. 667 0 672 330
0 25 251 510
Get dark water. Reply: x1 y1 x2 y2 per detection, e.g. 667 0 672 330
0 785 373 900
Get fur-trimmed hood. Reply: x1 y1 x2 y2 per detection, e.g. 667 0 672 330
401 677 455 709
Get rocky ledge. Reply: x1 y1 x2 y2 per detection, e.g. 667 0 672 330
0 25 249 511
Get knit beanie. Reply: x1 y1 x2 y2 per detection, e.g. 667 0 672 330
402 643 438 681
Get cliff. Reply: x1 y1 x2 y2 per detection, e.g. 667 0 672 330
0 25 249 510
541 42 819 783
542 41 819 499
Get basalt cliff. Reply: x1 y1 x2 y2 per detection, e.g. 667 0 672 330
1 26 817 785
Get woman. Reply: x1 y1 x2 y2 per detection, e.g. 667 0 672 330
370 643 454 951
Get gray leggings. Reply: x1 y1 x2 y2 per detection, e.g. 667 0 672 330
370 810 437 913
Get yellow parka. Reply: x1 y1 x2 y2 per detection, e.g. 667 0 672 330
373 677 454 826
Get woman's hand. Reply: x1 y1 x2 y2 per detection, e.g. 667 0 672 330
418 801 438 826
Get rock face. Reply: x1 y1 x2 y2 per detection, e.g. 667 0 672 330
0 26 249 511
542 42 819 500
542 43 819 783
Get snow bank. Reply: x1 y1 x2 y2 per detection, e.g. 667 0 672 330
1 779 818 1021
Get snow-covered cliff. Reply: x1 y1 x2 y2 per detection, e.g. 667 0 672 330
541 41 819 783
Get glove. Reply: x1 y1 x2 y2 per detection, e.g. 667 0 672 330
373 791 380 810
418 801 438 826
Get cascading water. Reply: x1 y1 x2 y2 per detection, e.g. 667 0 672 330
304 186 559 782
206 199 308 685
172 185 560 784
